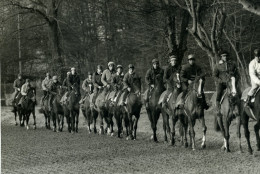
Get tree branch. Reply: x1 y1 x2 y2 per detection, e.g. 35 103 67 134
239 0 260 16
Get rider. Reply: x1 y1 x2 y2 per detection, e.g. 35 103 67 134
92 65 103 107
79 72 94 104
18 79 32 106
245 48 260 107
214 51 238 115
112 65 124 103
41 72 52 106
12 73 25 104
62 71 71 88
144 58 164 108
179 54 209 110
48 75 61 110
162 55 181 107
68 67 81 95
121 64 140 106
101 61 116 94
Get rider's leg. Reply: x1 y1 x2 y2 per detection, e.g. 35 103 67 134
216 82 225 115
201 79 209 110
180 82 188 107
245 81 258 107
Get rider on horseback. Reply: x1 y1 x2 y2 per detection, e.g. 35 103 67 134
214 51 238 115
48 76 61 110
12 73 25 104
62 71 71 88
245 48 260 107
162 55 181 107
79 72 94 104
112 65 124 103
179 54 209 110
121 64 140 106
18 79 32 106
101 62 116 94
144 58 164 108
40 72 52 106
92 65 103 107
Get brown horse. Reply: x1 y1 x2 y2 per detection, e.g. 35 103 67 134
81 93 98 134
241 87 260 154
160 73 183 145
12 93 22 126
18 87 37 130
39 92 51 129
51 86 66 132
212 77 241 153
146 74 165 142
95 87 114 135
121 77 142 140
176 79 207 150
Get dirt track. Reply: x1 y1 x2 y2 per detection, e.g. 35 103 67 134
1 106 259 174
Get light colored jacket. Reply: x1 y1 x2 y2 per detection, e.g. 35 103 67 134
42 77 51 91
101 69 116 86
249 58 260 85
21 83 31 96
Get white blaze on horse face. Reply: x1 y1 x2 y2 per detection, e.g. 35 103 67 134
231 77 237 95
198 79 202 95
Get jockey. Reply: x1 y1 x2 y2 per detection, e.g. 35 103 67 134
68 67 81 95
179 54 209 110
13 73 25 103
48 76 61 110
40 72 52 105
112 65 124 102
79 72 94 104
62 71 71 89
214 51 238 115
162 55 181 107
18 79 32 106
144 58 164 107
245 48 260 107
121 64 140 106
92 65 103 106
101 62 116 93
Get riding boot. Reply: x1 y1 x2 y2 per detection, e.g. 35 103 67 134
216 101 221 116
202 94 209 110
244 95 251 107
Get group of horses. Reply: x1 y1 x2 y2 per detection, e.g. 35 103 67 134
11 73 260 154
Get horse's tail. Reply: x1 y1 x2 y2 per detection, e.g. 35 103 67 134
214 115 220 132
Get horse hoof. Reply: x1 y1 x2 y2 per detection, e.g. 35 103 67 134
184 142 188 148
15 122 18 126
126 137 129 140
150 135 154 140
53 128 56 132
111 133 114 137
201 144 206 149
221 146 226 151
192 148 196 151
225 149 231 153
26 126 29 130
33 125 36 130
248 149 253 155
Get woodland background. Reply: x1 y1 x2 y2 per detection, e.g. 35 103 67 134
1 0 260 92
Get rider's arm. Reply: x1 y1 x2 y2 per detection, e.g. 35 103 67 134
101 70 108 86
21 84 27 95
123 73 130 89
13 80 18 90
41 79 48 91
180 65 188 83
145 69 152 85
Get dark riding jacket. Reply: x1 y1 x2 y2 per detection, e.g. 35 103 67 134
68 73 80 89
180 63 205 83
164 65 180 88
49 81 62 94
213 60 238 84
13 78 25 92
123 71 139 89
82 78 94 94
112 73 124 91
145 67 164 86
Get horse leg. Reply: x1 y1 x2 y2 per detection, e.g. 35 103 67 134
235 114 242 153
32 109 36 130
242 114 253 154
254 120 260 151
217 115 227 150
133 115 139 140
115 114 122 138
66 114 71 133
223 117 231 152
162 111 168 143
110 114 114 136
71 111 75 133
93 111 97 134
188 117 196 151
99 112 104 135
171 113 179 146
128 113 134 140
200 115 207 149
76 111 79 133
52 113 56 132
14 109 18 126
26 113 30 130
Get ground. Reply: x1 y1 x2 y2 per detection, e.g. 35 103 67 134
1 106 259 174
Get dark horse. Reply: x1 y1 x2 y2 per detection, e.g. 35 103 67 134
241 87 260 154
65 84 80 133
51 86 66 132
160 73 183 145
18 87 37 130
120 77 142 140
176 79 207 150
12 93 22 126
146 74 165 142
81 93 98 134
95 87 114 135
212 77 242 152
39 92 51 129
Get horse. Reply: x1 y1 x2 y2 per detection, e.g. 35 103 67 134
39 92 51 129
175 78 207 150
159 73 183 145
81 93 98 134
146 74 165 142
119 77 142 140
17 87 37 130
12 93 22 126
66 84 80 133
211 77 242 153
51 86 66 132
241 87 260 154
95 87 114 135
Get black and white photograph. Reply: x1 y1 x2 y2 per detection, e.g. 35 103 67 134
1 0 260 173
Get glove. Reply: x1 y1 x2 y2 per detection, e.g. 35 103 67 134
127 87 131 92
17 88 20 91
98 86 102 89
188 80 193 84
176 83 181 88
151 84 155 88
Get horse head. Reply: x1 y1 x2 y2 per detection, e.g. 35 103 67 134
132 77 142 96
27 87 36 102
226 77 239 105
